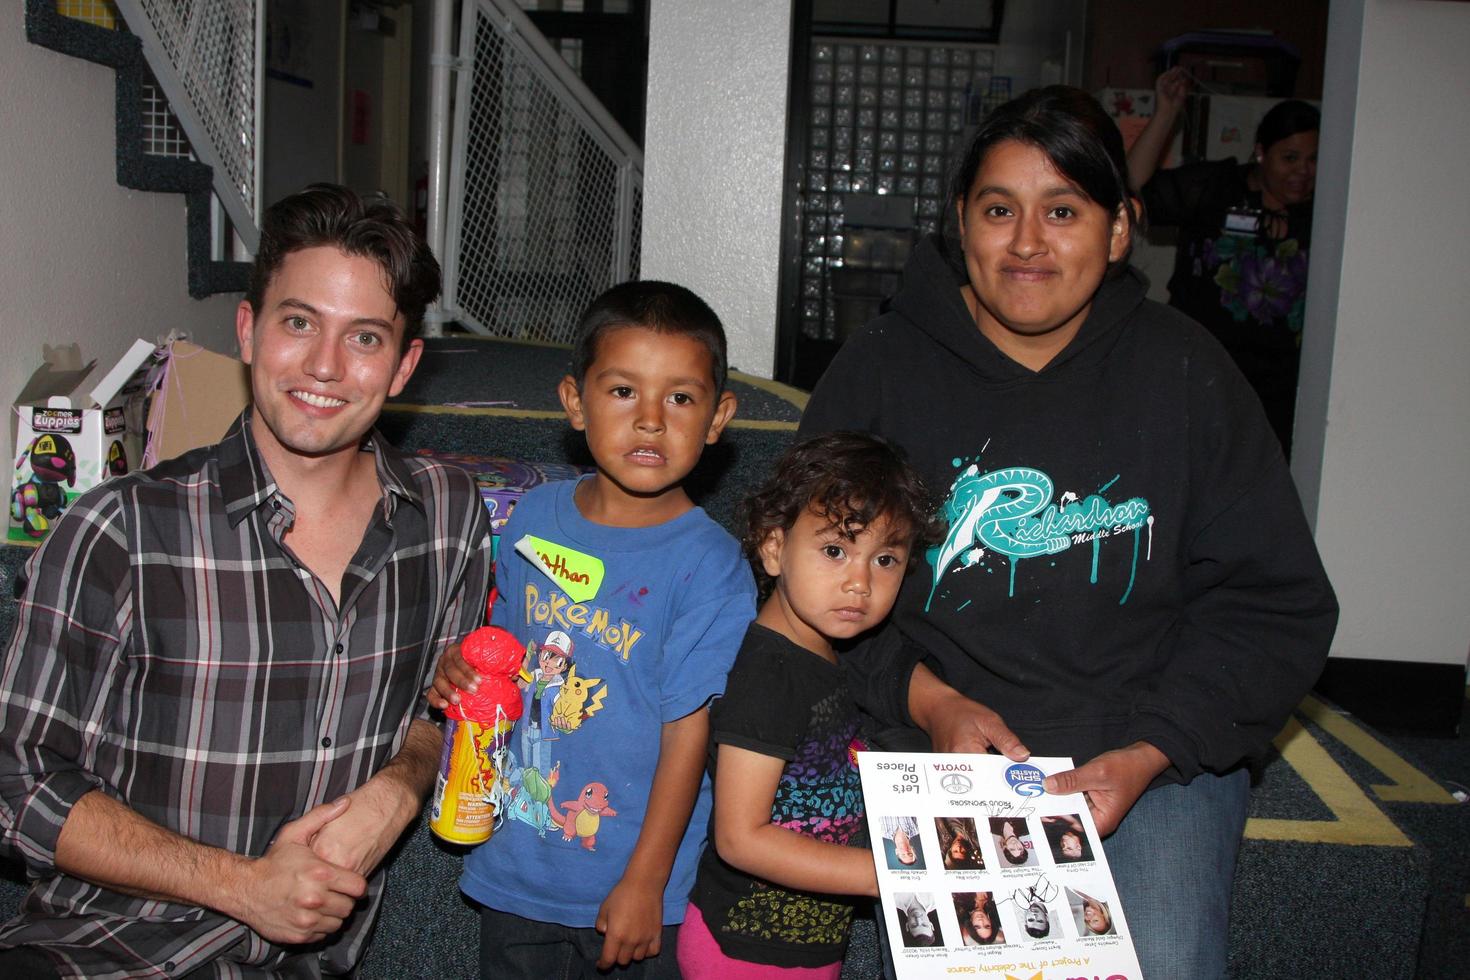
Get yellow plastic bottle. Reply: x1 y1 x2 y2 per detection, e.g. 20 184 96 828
429 715 510 844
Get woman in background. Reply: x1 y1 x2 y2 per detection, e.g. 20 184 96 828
1127 66 1320 456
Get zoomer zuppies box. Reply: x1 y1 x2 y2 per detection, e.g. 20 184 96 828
9 339 157 543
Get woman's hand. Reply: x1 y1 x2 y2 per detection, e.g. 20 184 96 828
908 664 1029 759
1042 741 1169 836
1154 65 1190 114
1128 67 1191 190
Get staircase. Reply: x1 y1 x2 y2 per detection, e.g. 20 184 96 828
24 0 250 298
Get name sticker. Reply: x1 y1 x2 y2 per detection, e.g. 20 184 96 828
515 534 604 603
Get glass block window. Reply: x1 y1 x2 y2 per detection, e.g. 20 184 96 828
799 38 997 341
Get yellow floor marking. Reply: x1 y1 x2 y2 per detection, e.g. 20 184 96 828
729 369 810 411
1297 695 1458 804
1245 716 1412 846
381 401 798 430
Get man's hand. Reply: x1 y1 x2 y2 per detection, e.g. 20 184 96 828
907 664 1029 760
595 874 665 970
311 720 440 876
425 641 478 711
1042 741 1169 836
308 779 416 878
233 798 368 945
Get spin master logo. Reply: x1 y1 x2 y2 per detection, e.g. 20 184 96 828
1005 763 1046 798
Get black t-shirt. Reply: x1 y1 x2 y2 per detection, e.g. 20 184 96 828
689 624 869 967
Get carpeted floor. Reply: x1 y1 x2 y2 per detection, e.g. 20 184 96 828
1 335 1464 977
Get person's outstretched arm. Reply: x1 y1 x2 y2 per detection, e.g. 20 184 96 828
712 743 879 898
1126 66 1190 191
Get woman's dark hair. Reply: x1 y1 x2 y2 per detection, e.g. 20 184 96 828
569 280 729 392
741 431 942 598
247 183 440 348
955 893 1002 945
1255 99 1320 153
945 85 1138 274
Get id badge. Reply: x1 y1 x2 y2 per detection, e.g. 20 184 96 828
1222 206 1263 237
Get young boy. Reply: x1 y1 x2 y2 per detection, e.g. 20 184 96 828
433 281 757 977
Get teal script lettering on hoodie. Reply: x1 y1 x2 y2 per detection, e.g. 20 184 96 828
927 465 1152 608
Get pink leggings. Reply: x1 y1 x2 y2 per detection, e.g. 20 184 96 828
675 902 843 979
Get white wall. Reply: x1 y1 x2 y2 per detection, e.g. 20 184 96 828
0 11 240 478
641 0 791 379
263 0 344 208
1295 0 1470 669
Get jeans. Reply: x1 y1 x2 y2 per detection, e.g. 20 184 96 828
479 905 683 980
1106 768 1250 980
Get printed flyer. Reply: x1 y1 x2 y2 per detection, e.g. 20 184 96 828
860 752 1142 980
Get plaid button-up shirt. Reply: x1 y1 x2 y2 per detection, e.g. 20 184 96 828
0 411 492 978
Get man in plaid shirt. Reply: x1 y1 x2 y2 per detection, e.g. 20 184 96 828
0 185 493 978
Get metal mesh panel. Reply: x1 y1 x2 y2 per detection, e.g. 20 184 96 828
446 1 643 343
141 73 192 158
116 0 258 246
57 2 196 160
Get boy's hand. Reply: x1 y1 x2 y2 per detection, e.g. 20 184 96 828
425 641 480 711
594 874 665 969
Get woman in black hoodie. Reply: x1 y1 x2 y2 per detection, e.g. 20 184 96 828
800 87 1337 978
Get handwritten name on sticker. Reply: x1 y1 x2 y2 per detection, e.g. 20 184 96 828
516 535 605 603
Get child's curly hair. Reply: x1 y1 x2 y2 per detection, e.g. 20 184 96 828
741 431 943 597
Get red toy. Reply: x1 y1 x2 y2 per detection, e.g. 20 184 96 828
449 624 525 724
429 590 527 844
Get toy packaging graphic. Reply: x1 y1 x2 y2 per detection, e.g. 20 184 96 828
413 451 591 556
859 752 1142 980
10 339 157 543
429 620 527 845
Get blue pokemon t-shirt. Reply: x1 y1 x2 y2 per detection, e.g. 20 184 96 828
459 478 755 927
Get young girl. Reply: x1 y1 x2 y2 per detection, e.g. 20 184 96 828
677 431 940 978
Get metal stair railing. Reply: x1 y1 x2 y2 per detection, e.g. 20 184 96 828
442 0 643 343
112 0 262 254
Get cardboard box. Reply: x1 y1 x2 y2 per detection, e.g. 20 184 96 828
414 451 590 559
143 340 252 469
9 339 158 542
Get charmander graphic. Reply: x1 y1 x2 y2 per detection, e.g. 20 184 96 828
551 781 618 850
927 463 1153 608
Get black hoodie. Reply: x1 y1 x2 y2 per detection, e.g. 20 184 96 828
800 235 1337 784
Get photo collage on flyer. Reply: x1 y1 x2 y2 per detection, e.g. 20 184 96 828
859 752 1142 979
